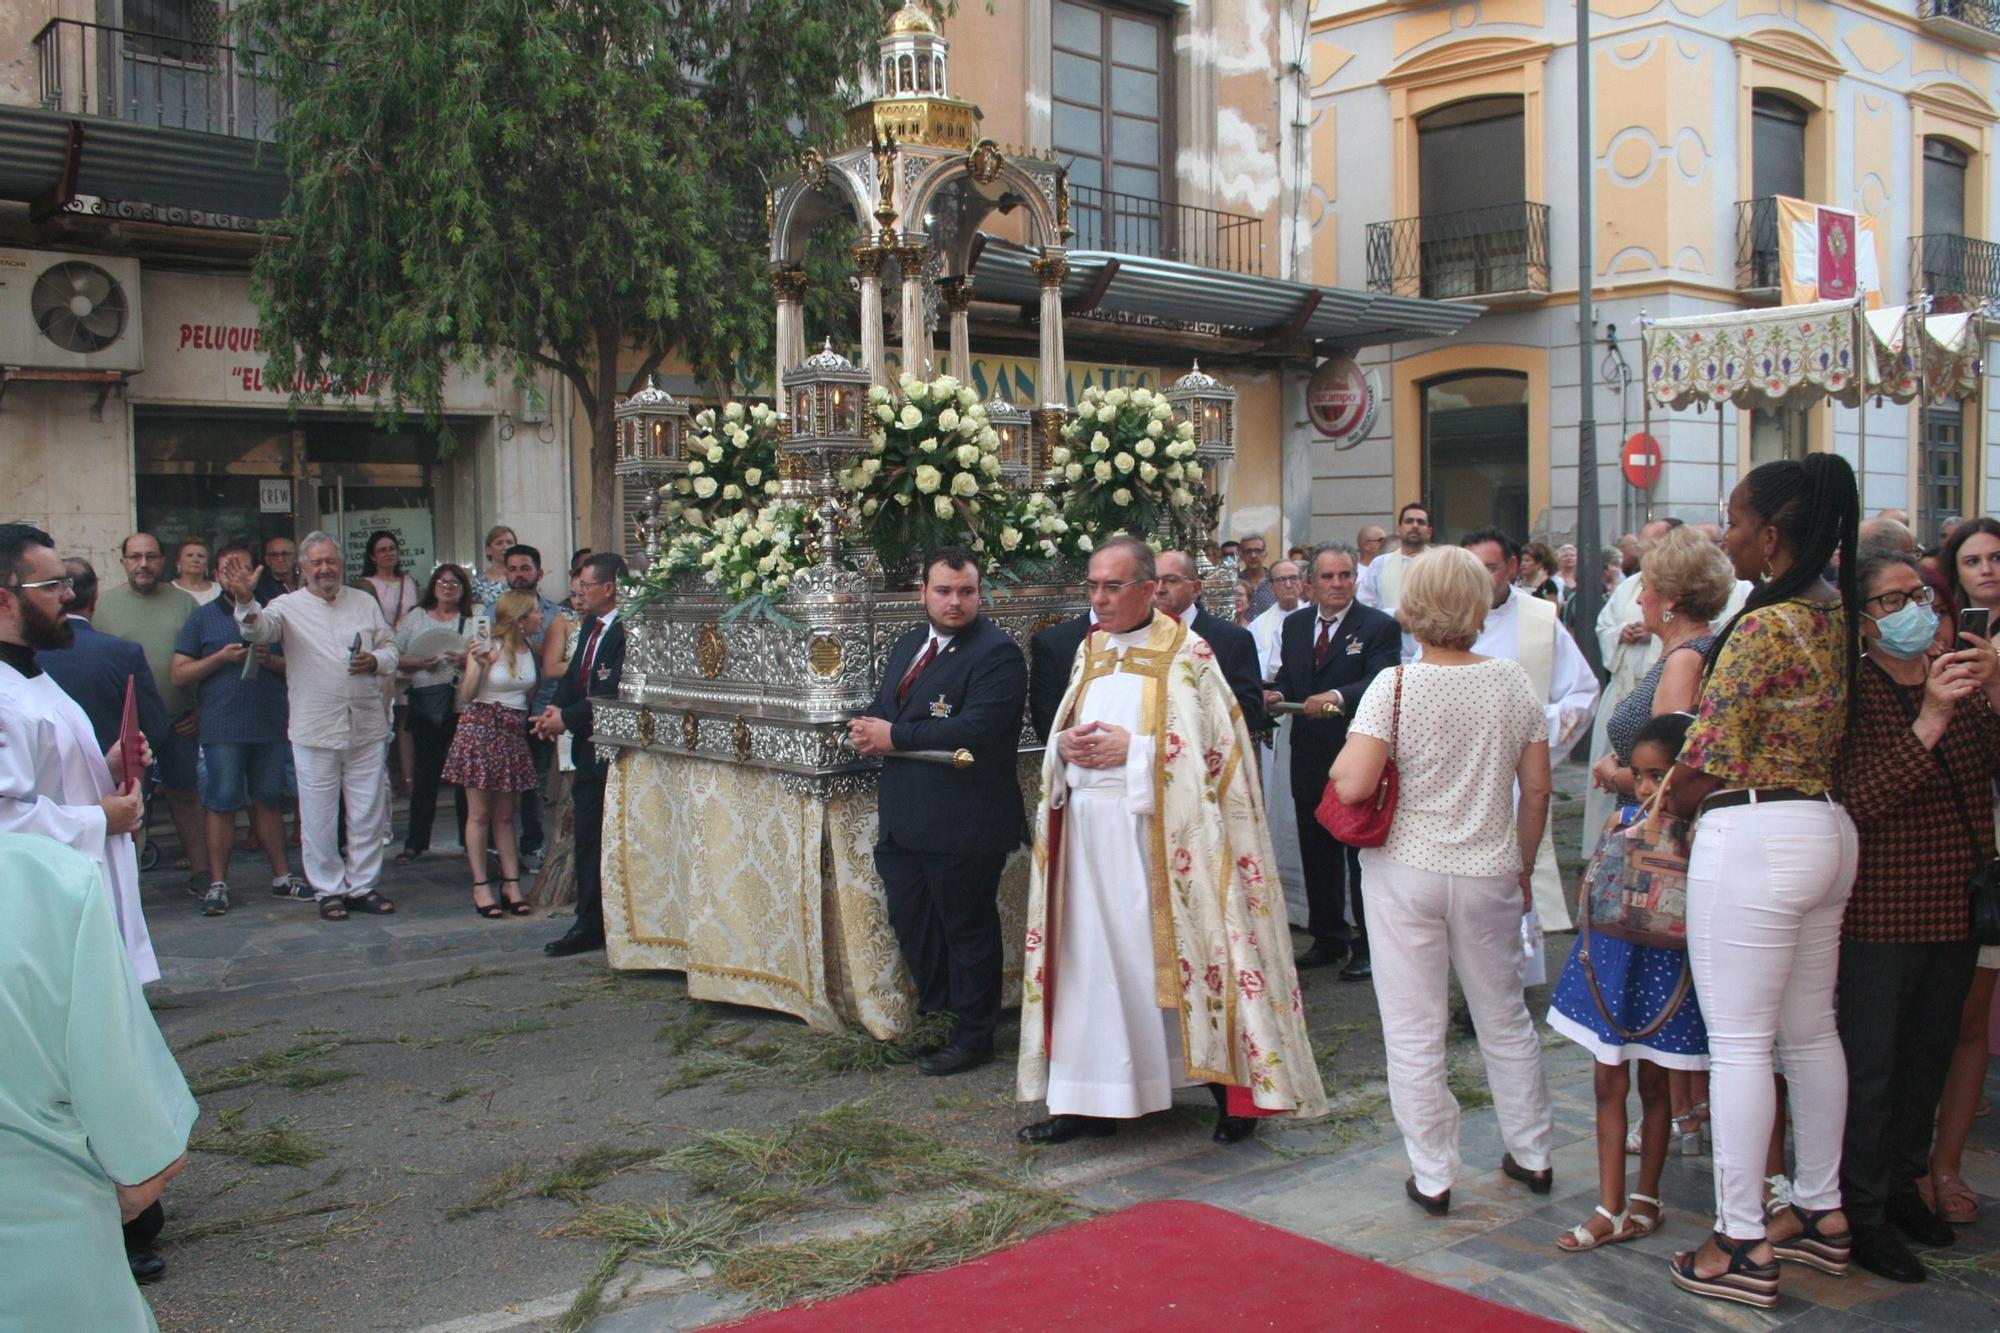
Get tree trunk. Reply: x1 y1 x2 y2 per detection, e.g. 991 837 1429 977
590 328 622 554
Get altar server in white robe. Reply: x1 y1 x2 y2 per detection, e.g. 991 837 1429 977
0 523 157 984
1444 529 1599 932
1017 537 1326 1147
1247 559 1308 924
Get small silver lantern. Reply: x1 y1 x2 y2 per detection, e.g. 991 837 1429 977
614 376 693 557
781 339 875 564
1164 361 1238 468
983 392 1032 486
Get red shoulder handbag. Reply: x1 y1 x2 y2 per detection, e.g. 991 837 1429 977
1315 667 1401 848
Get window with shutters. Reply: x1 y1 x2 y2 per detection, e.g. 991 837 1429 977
1051 0 1170 256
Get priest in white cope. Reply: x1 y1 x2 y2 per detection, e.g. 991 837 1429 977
1017 537 1326 1147
0 524 157 984
1447 529 1599 932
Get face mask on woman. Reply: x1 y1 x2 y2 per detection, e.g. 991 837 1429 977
1868 601 1939 659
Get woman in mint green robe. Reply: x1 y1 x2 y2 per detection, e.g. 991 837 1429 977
0 833 198 1331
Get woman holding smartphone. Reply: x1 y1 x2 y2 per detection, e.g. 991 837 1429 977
442 591 541 916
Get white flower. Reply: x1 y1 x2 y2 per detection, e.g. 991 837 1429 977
1080 385 1104 404
1113 452 1136 475
1001 526 1022 551
1171 488 1193 507
739 571 757 590
1175 421 1195 440
967 500 980 515
722 483 743 501
863 498 880 516
1065 462 1084 482
1092 460 1113 483
875 403 895 423
772 573 790 589
1077 533 1095 552
909 379 930 404
1145 419 1164 439
861 457 882 477
933 374 959 396
1050 446 1071 467
899 404 923 429
939 408 960 431
1105 387 1128 408
744 468 762 486
764 480 781 495
695 410 715 429
724 403 744 422
688 459 705 475
960 417 981 439
750 403 773 422
950 471 979 498
1140 460 1160 483
1112 487 1133 506
980 455 1001 477
1098 404 1118 423
693 476 718 498
1150 401 1173 421
675 478 693 494
896 493 912 506
867 385 891 405
899 372 920 396
1091 432 1109 451
757 515 777 536
757 554 777 574
1132 388 1154 408
1167 462 1186 481
1136 438 1156 457
957 387 978 409
918 436 938 453
955 443 981 468
933 494 955 519
914 464 943 494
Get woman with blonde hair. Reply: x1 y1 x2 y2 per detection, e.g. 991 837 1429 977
442 589 542 917
1332 545 1555 1217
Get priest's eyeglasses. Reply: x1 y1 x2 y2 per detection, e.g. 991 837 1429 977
1079 578 1147 595
1862 585 1935 615
10 575 73 594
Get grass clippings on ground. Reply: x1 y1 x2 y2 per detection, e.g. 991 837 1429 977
556 1242 633 1333
462 1016 556 1051
716 1193 1073 1309
169 1194 404 1246
191 1108 326 1167
671 1098 995 1205
177 1027 250 1054
536 1145 665 1203
446 1162 531 1220
188 1040 360 1097
1448 1065 1493 1110
419 964 516 992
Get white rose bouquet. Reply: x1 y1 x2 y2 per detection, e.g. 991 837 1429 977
662 400 784 528
1053 384 1200 544
845 373 1014 572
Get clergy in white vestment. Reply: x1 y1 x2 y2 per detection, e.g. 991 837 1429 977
0 524 158 984
1436 530 1600 932
1246 559 1308 925
1356 501 1434 663
1580 519 1672 856
1017 537 1327 1147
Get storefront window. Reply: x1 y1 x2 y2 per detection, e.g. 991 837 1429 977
1421 371 1529 543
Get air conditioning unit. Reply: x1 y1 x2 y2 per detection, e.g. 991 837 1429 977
0 249 145 373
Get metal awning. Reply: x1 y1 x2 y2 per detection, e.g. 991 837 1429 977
967 234 1483 351
0 105 285 227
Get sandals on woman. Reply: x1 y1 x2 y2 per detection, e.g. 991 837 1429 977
1770 1203 1851 1276
499 877 533 916
471 880 502 919
1671 1232 1779 1309
1921 1173 1981 1225
1558 1205 1632 1252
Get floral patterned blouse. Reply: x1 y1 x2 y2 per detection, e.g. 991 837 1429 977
1680 598 1847 795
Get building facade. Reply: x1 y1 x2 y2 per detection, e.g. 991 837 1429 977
1304 0 2000 547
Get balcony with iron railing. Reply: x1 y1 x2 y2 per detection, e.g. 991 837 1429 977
1919 0 2000 52
1735 197 1784 294
34 17 281 142
1912 233 2000 312
1364 201 1550 301
1066 184 1264 276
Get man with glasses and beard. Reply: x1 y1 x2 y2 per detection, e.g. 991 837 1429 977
0 524 156 984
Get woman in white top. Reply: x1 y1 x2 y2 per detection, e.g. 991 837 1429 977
441 590 542 916
173 537 220 604
359 531 423 800
1331 545 1556 1217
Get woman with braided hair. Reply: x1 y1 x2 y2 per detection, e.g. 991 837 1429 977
1661 452 1862 1308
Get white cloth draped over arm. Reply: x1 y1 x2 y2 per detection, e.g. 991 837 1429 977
0 714 109 853
1546 621 1601 753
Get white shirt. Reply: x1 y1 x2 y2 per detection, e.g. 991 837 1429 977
1447 586 1599 752
236 586 398 748
1356 549 1420 610
471 645 538 710
1248 600 1303 681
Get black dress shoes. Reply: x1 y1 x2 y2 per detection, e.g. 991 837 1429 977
128 1251 167 1284
917 1046 993 1077
1017 1114 1118 1145
1887 1186 1955 1248
543 928 605 958
1339 956 1373 982
1405 1176 1450 1216
1295 944 1346 970
1501 1152 1553 1194
1852 1226 1926 1283
1213 1114 1259 1144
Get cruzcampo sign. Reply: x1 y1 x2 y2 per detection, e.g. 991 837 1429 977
1307 353 1379 450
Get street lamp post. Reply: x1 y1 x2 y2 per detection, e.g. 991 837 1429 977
1573 0 1605 677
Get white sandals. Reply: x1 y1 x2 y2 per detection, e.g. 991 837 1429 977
1559 1193 1664 1252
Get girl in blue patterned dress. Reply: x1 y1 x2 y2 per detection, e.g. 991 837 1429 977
1550 712 1709 1251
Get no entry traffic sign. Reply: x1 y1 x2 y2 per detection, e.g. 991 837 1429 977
1622 432 1663 489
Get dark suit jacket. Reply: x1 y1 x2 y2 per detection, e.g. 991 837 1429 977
37 615 170 755
1277 601 1401 804
553 611 628 785
1189 608 1267 734
1028 612 1091 744
865 615 1029 858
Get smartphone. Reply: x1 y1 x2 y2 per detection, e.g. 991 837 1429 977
349 631 363 655
1961 606 1990 640
471 615 492 644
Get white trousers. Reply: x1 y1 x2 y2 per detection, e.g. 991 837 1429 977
1362 850 1554 1197
292 740 389 901
1686 799 1857 1238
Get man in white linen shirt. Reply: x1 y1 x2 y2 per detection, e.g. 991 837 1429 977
1450 528 1599 931
1356 501 1433 663
218 532 399 920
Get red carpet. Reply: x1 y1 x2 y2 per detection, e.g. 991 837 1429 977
716 1200 1573 1332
